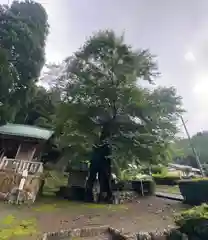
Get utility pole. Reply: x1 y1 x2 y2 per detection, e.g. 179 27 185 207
180 115 204 177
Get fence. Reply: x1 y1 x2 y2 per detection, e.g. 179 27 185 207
0 170 21 194
0 157 43 174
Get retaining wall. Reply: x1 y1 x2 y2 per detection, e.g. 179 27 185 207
42 226 188 240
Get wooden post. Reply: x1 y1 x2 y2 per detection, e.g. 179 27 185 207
29 146 37 162
15 144 21 159
0 151 4 162
16 169 28 204
0 156 6 169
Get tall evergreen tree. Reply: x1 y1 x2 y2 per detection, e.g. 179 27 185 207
0 0 49 123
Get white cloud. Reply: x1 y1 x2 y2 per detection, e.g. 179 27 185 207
184 51 196 62
193 81 208 95
192 77 208 128
192 73 208 95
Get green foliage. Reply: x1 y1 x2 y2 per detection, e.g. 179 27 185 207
153 174 181 180
139 164 166 175
153 174 181 181
179 177 208 182
153 167 181 178
175 204 208 239
0 0 49 123
22 86 59 128
49 30 184 168
172 131 208 165
0 5 184 172
150 164 165 174
118 163 152 181
153 172 181 181
152 168 181 185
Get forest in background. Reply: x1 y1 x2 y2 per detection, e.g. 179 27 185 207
172 132 208 167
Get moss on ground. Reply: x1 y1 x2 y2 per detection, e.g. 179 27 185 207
32 200 128 213
0 170 128 239
0 200 128 239
0 215 38 239
33 203 57 212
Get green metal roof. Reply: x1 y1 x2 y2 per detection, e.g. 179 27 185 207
0 124 54 141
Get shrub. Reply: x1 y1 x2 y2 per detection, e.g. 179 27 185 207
118 164 152 181
152 172 181 179
175 204 208 239
151 165 165 174
180 177 208 182
112 179 155 196
114 163 155 195
179 178 208 205
152 170 181 185
141 164 165 174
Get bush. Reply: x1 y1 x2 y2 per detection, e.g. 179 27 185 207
181 177 208 181
175 204 208 239
179 178 208 205
112 179 155 196
118 163 152 181
151 165 166 174
141 164 167 175
152 166 182 185
153 171 181 185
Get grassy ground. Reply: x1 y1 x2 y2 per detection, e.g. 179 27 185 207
156 185 180 195
0 172 187 239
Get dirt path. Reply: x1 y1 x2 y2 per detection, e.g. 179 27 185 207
0 196 188 239
35 197 186 233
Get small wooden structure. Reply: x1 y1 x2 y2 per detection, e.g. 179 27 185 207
0 123 54 203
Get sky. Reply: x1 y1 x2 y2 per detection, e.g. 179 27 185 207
2 0 208 136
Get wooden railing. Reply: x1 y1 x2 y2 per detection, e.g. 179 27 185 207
0 157 43 175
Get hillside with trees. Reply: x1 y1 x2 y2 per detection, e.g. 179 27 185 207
173 132 208 166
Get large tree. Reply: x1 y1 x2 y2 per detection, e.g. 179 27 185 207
0 48 18 124
52 30 184 202
0 0 49 123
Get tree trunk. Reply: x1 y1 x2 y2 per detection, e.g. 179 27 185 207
37 179 45 198
98 155 112 202
85 124 113 203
